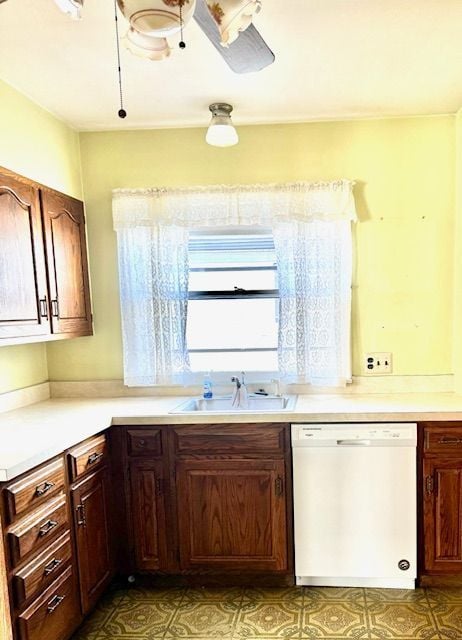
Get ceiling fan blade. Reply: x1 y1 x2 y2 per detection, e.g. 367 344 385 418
193 0 274 74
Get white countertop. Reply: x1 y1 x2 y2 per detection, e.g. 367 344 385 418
1 392 462 482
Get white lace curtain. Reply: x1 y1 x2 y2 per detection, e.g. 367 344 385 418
112 181 357 386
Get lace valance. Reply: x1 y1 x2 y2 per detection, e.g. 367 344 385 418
112 180 357 229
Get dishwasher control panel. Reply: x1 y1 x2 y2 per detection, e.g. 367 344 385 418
291 423 417 446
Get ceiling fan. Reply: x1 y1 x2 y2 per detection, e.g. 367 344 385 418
49 0 275 74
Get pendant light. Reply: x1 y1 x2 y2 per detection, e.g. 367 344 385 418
206 103 239 147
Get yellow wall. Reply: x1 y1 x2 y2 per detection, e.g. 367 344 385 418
46 116 455 381
0 80 83 394
454 109 462 393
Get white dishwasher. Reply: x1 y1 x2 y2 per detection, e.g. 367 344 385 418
291 422 417 589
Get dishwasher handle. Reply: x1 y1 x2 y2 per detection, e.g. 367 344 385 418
336 439 372 446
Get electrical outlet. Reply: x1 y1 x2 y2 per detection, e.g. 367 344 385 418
365 352 392 374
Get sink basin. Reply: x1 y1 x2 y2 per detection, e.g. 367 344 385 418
169 395 297 414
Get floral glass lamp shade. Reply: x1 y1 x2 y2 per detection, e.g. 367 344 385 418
117 0 197 37
122 28 171 59
206 103 239 147
207 0 262 46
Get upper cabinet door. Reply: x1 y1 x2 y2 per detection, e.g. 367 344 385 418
0 174 50 340
40 190 92 336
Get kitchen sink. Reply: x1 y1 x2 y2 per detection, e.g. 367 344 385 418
169 394 297 414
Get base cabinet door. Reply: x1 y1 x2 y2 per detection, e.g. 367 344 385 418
71 468 113 614
176 459 288 572
129 461 169 572
423 457 462 573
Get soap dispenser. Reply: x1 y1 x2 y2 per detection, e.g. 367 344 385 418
203 372 213 399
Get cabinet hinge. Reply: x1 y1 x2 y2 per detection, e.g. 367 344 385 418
425 475 434 495
275 476 284 497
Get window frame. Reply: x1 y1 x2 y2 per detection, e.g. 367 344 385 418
186 235 280 372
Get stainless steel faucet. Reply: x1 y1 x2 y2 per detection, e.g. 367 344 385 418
231 372 248 408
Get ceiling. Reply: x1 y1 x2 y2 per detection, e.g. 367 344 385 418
1 1 462 131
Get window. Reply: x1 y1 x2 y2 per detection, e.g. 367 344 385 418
186 229 279 372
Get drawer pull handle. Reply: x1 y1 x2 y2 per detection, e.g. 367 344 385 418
137 439 146 447
87 452 104 465
44 558 62 576
35 481 55 497
47 595 65 614
438 437 462 445
39 520 58 537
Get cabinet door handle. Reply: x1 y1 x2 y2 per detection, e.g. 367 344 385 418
39 297 48 319
87 452 104 465
155 478 164 497
39 519 58 537
35 481 55 497
47 595 65 614
43 558 62 576
51 298 59 318
76 504 86 527
275 476 284 497
438 437 462 445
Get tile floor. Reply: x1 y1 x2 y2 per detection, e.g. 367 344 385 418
71 583 462 640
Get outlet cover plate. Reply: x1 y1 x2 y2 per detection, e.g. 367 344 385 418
365 352 392 374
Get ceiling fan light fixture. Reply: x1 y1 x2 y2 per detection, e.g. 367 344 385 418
117 0 196 38
206 103 239 147
207 0 261 46
53 0 83 20
122 28 171 59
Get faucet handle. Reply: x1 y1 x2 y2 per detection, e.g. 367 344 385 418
231 376 241 388
241 371 246 386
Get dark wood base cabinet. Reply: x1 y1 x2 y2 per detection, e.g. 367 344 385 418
0 433 114 640
9 418 462 640
112 423 294 585
420 422 462 586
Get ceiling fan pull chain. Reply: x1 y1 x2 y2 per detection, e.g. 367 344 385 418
114 0 127 118
179 0 186 49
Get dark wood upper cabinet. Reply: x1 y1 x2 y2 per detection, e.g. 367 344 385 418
0 166 92 345
71 467 113 614
40 190 92 337
0 173 50 340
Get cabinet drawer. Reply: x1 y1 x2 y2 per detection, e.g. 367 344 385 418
13 531 73 607
127 429 163 457
4 458 65 523
68 434 107 481
17 565 80 640
8 494 68 567
173 424 286 456
424 425 462 453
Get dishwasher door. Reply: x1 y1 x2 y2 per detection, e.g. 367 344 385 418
292 423 417 589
